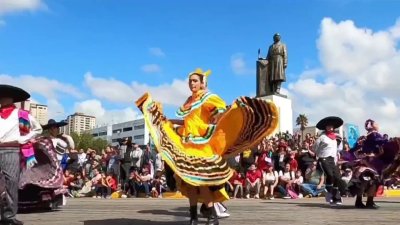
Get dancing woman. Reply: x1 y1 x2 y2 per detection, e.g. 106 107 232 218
136 68 278 225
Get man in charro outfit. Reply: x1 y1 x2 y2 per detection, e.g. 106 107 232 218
0 84 42 225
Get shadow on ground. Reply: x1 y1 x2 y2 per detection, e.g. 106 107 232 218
260 201 357 209
84 218 188 225
137 209 187 217
18 208 61 214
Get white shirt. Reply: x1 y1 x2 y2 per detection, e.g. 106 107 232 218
78 153 87 166
313 134 338 159
279 170 295 180
264 171 279 182
130 147 143 168
0 108 42 144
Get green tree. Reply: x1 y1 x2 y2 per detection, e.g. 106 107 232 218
71 132 108 153
296 114 308 142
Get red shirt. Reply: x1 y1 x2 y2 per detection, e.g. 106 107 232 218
289 158 298 172
257 151 270 171
107 176 118 191
246 169 262 183
231 172 245 185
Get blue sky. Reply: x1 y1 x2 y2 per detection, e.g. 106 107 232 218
1 0 400 135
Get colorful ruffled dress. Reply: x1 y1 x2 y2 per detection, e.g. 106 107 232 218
136 89 278 202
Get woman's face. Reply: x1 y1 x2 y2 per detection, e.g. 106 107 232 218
188 74 203 93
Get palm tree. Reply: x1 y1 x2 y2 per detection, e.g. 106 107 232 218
296 114 308 142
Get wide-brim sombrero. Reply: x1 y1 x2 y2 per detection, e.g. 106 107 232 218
42 119 68 130
316 116 343 130
0 84 30 103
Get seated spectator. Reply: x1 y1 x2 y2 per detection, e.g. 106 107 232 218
262 165 279 199
152 170 167 198
135 167 152 198
245 164 262 199
293 170 304 197
231 171 245 199
300 162 325 197
124 169 139 197
91 169 106 198
277 163 295 199
70 172 84 196
106 171 118 197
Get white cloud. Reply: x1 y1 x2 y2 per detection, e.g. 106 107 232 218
46 99 65 121
74 99 142 126
141 64 162 73
0 0 45 15
230 53 254 75
149 47 165 57
0 74 83 99
289 17 400 136
84 72 189 106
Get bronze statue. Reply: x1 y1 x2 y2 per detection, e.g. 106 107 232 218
267 33 287 94
256 33 288 96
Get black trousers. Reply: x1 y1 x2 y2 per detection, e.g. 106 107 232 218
0 148 20 221
318 156 342 200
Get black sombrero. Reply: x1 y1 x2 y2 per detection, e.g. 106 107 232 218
316 116 343 130
0 84 30 103
42 119 68 130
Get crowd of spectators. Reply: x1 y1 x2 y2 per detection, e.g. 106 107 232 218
59 132 400 200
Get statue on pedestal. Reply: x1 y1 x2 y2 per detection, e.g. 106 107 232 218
256 33 288 96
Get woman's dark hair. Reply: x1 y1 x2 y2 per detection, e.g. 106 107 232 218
189 73 205 83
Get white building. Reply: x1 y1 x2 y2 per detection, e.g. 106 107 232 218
62 112 96 135
91 125 112 143
15 100 48 125
30 103 48 125
90 118 149 146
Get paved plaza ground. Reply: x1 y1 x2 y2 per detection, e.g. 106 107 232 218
18 197 399 225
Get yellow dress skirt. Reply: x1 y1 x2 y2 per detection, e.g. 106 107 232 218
136 92 278 203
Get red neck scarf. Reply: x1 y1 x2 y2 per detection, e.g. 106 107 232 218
325 130 336 140
0 104 16 119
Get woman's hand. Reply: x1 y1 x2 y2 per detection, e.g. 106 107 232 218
211 113 223 124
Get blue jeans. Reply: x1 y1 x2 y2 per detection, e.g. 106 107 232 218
135 182 150 196
300 183 325 197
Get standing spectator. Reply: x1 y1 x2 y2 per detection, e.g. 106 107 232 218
107 148 121 180
78 149 87 168
240 148 256 174
298 142 316 175
130 143 143 170
120 138 133 188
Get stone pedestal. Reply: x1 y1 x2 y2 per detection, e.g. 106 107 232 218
259 95 293 136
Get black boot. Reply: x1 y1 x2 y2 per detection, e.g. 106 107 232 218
189 206 198 225
366 197 379 209
355 196 366 208
205 206 219 225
